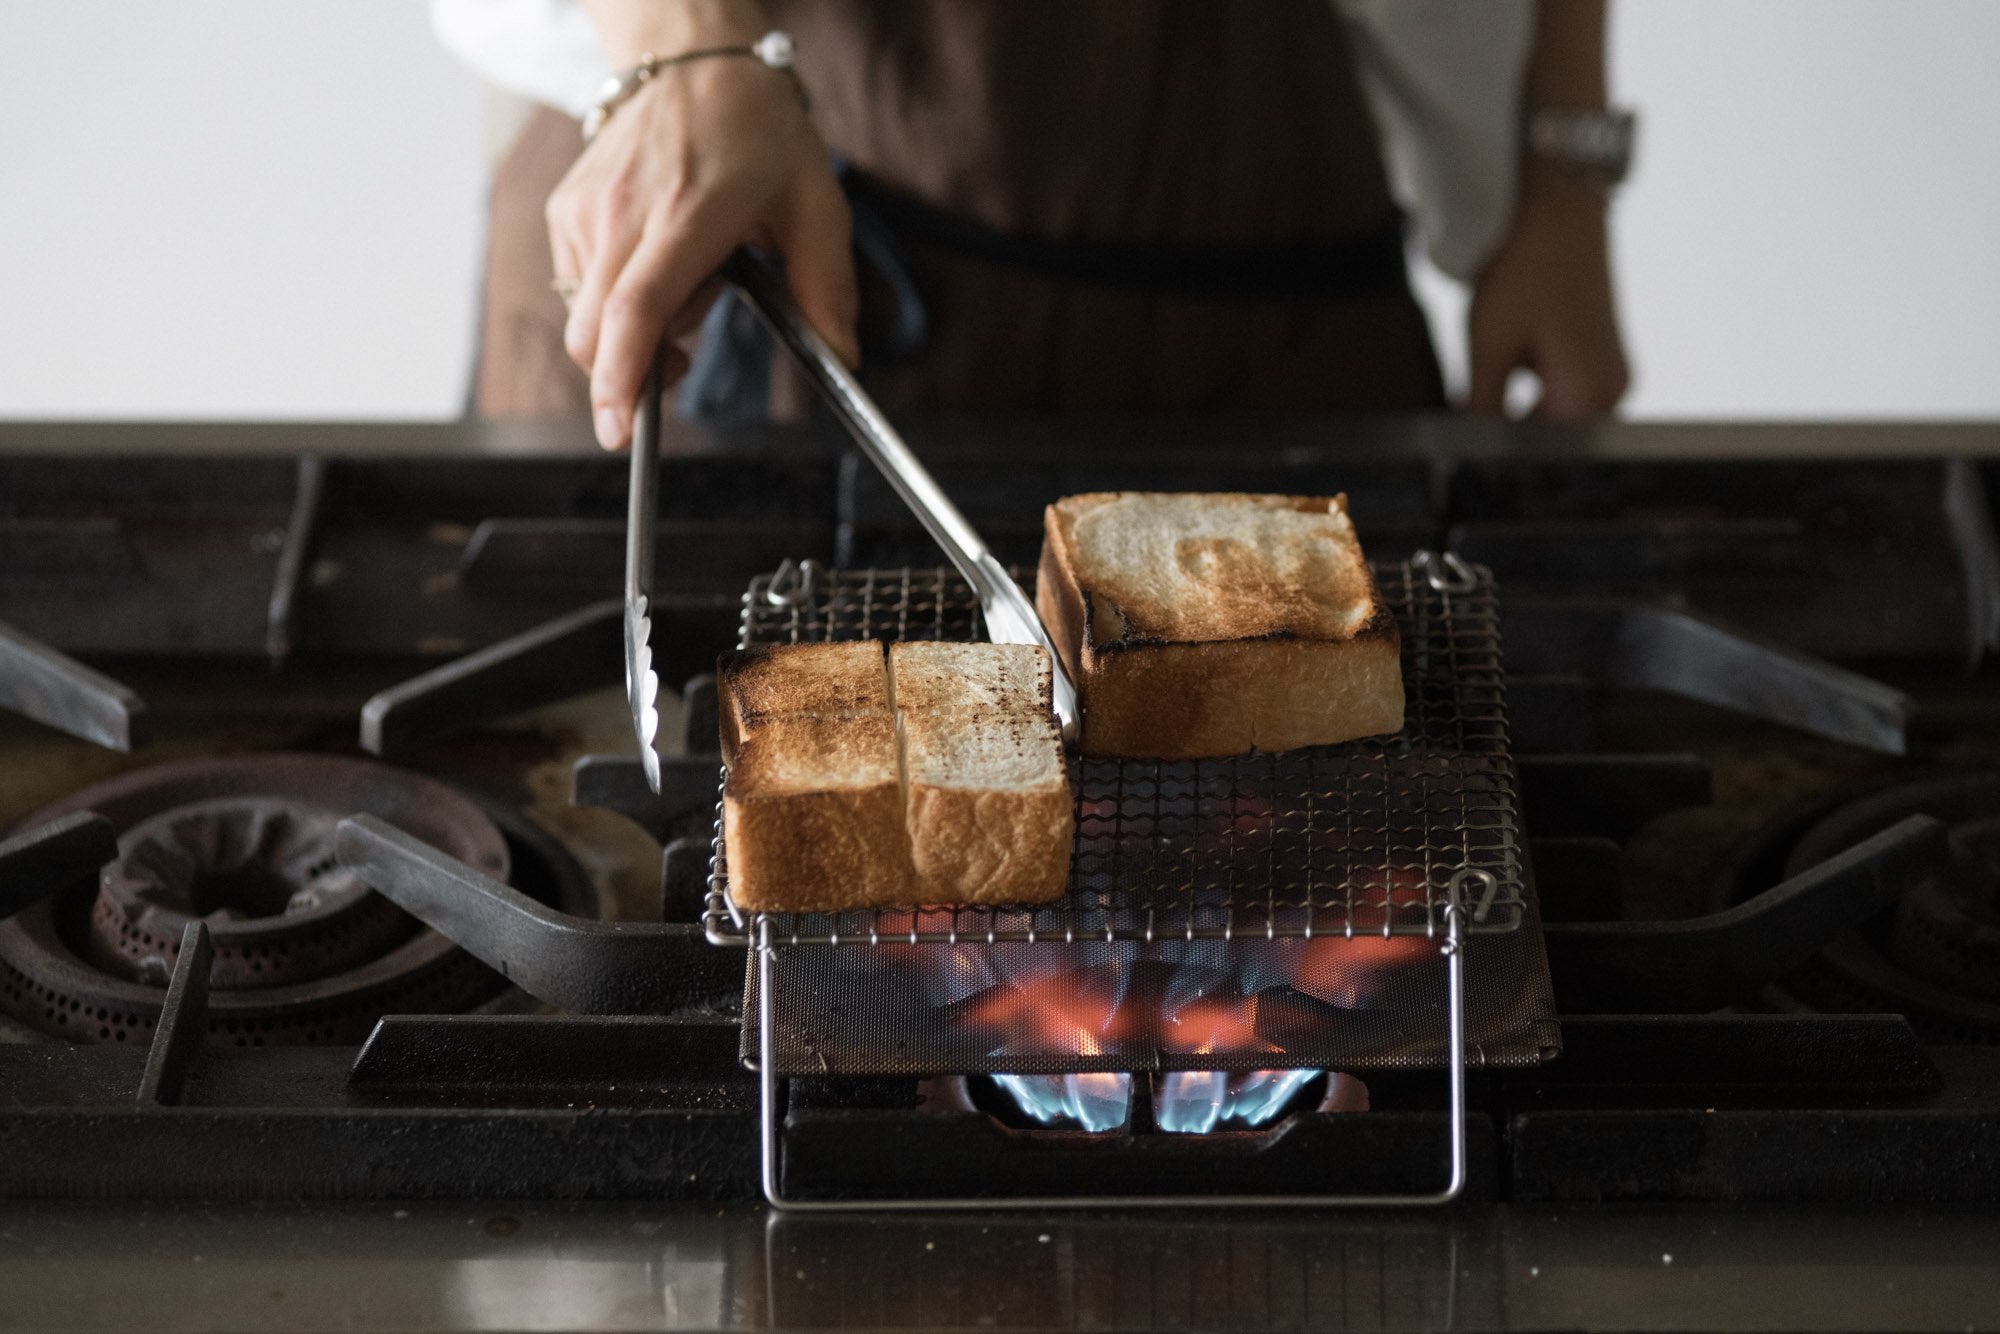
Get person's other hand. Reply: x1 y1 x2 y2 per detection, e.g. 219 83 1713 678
1464 177 1629 419
547 56 857 449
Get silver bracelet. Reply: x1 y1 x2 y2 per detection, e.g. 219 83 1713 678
582 29 801 143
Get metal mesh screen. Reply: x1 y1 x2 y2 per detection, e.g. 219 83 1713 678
748 921 1559 1075
704 559 1559 1078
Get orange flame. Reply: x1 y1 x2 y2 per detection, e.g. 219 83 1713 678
967 971 1130 1057
1161 992 1275 1057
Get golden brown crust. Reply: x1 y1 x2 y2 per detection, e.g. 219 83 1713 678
722 711 915 911
1035 508 1091 687
905 782 1073 905
721 640 1077 911
1049 492 1381 645
887 641 1055 718
723 781 917 912
1075 634 1406 759
725 714 901 794
1041 491 1406 758
718 641 890 762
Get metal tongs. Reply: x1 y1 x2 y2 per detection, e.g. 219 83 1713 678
625 249 1080 792
623 336 670 793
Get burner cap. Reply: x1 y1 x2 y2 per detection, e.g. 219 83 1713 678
88 798 415 988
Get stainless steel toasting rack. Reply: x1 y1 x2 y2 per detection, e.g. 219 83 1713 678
705 553 1522 948
701 553 1546 1212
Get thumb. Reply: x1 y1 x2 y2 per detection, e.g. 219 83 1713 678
1463 336 1517 415
773 177 860 368
1535 366 1594 420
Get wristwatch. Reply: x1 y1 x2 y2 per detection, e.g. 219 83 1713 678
1525 106 1638 186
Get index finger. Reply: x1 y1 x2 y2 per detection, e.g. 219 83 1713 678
589 221 731 450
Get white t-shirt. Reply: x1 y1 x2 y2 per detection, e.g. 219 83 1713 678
430 0 1533 280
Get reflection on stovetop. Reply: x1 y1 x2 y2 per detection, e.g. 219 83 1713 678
4 1200 2000 1332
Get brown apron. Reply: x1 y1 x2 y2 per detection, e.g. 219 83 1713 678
473 0 1444 418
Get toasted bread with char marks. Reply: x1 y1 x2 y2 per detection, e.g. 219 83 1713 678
719 640 890 764
1037 492 1404 758
891 643 1072 906
722 713 915 911
719 641 1073 912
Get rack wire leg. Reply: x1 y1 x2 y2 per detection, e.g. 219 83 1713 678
757 921 788 1210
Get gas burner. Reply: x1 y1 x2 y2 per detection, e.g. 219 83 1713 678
88 798 415 987
1726 771 2000 1041
0 753 594 1045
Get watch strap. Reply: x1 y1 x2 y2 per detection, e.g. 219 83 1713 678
1525 106 1638 186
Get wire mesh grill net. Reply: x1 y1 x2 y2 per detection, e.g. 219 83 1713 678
705 559 1558 1077
707 560 1522 945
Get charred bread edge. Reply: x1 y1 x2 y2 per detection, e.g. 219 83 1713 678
1035 493 1403 662
1034 504 1092 683
1039 493 1396 652
718 640 891 765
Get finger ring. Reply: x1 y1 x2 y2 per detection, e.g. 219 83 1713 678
550 277 580 303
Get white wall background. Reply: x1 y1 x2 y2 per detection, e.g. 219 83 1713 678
1611 0 2000 418
0 2 487 419
2 1 1996 423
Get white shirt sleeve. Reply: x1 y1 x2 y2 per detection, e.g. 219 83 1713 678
1333 0 1536 281
432 0 1533 279
430 0 610 119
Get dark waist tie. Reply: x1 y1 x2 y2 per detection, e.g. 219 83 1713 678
841 166 1413 302
680 163 1413 418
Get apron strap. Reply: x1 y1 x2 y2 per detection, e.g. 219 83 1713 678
841 167 1411 302
679 161 1416 419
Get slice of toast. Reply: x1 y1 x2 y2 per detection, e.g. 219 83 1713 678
890 643 1073 906
719 641 1073 912
1036 492 1404 758
722 712 918 912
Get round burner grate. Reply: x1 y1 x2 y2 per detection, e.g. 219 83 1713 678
0 753 592 1046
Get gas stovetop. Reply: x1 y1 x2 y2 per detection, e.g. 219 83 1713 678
4 416 2000 1330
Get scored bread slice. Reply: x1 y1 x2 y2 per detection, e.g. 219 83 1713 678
890 643 1073 906
718 640 892 764
722 712 918 912
719 640 1075 912
1036 492 1404 758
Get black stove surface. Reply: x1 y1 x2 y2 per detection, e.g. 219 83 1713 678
5 417 2000 1329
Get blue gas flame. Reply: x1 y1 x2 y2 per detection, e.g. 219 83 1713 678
993 1069 1323 1133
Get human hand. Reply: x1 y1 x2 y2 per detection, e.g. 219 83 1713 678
1464 176 1630 419
547 51 857 449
